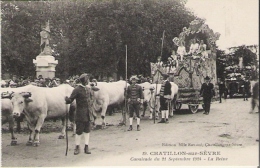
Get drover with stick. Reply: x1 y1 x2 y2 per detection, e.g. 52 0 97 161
153 30 165 123
158 74 172 123
65 73 95 155
127 75 144 131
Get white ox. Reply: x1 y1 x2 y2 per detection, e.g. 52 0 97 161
1 85 35 145
10 84 76 146
90 80 129 128
138 82 178 119
2 99 16 144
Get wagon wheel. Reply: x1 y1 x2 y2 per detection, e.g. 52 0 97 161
188 104 199 114
175 102 182 110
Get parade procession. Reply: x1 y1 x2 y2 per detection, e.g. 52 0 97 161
1 1 259 167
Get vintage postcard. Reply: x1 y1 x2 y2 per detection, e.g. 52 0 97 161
1 0 258 167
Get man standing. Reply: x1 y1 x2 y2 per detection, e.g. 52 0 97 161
65 73 94 155
127 75 144 131
200 76 215 115
218 79 226 103
250 81 259 113
243 78 250 101
158 74 172 123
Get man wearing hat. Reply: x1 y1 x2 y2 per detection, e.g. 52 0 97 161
218 79 226 103
200 76 215 115
127 75 144 131
158 73 172 123
65 73 95 155
242 77 250 101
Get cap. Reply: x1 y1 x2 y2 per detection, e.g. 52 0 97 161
130 75 139 81
79 73 89 80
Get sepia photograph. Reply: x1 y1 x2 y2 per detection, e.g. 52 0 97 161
1 0 259 167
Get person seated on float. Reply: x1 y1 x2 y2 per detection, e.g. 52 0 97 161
166 57 173 73
188 39 199 59
166 56 177 74
155 56 164 68
176 41 187 61
198 40 208 61
171 50 179 69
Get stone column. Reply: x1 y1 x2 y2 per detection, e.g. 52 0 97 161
33 55 58 79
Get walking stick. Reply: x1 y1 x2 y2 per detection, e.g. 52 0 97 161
153 30 165 123
153 71 159 124
123 45 128 127
65 104 68 156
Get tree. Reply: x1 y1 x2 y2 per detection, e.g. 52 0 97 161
216 48 226 80
233 45 257 67
1 0 196 80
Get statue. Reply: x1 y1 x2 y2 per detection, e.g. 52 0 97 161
239 56 243 69
40 21 51 54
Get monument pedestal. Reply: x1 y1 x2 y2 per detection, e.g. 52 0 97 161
33 55 58 79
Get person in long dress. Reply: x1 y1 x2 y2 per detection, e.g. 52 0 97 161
171 50 179 70
188 39 199 56
199 40 208 60
177 41 187 61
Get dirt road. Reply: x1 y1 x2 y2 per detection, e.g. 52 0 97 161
1 98 259 167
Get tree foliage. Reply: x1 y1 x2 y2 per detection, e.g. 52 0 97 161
233 45 257 66
1 0 196 80
216 48 226 80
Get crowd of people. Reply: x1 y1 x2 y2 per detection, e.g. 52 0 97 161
1 74 154 89
1 75 63 88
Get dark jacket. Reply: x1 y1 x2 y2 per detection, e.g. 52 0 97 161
127 84 144 102
243 80 250 92
218 82 226 94
160 80 172 99
252 82 259 99
65 85 92 122
200 82 215 99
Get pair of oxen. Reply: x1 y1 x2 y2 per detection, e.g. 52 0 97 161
1 81 178 147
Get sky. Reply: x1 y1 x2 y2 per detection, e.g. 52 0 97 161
185 0 259 50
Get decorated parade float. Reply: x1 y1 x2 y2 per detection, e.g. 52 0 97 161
151 18 220 113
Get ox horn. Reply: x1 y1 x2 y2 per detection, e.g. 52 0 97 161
20 92 32 98
1 91 14 99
